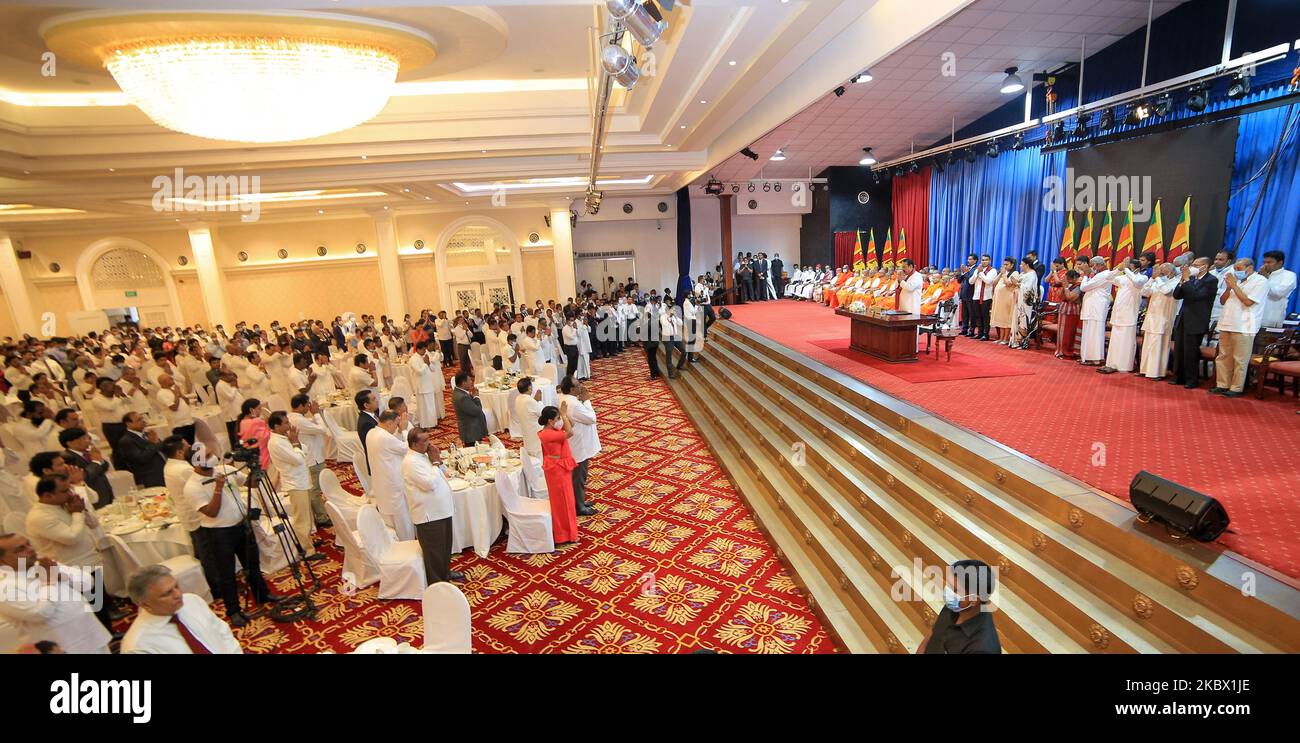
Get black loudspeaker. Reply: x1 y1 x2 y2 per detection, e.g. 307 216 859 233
1129 470 1229 541
718 308 732 321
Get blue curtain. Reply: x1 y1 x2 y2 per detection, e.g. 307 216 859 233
675 187 693 305
927 146 1066 270
1224 100 1300 318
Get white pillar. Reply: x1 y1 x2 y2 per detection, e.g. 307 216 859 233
0 232 40 336
186 224 230 330
370 210 406 320
549 204 577 302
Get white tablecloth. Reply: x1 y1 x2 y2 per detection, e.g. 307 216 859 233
448 466 517 558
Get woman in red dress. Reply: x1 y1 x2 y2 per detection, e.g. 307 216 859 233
236 398 272 469
537 404 580 545
1045 257 1068 304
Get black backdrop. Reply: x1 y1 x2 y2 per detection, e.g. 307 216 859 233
1065 119 1239 260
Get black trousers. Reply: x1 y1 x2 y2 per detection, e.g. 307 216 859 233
563 343 579 379
663 339 686 372
201 523 271 615
701 304 716 336
974 299 992 339
960 298 975 334
457 343 472 370
439 338 455 364
1173 329 1206 385
225 420 239 449
645 341 662 379
415 517 453 584
572 458 591 510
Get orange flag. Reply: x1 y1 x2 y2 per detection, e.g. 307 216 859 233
852 230 866 271
1097 204 1114 267
1059 210 1076 268
881 228 894 270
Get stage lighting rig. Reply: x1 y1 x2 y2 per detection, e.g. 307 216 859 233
607 0 667 48
1011 131 1025 150
703 178 724 196
1227 72 1250 99
1100 107 1116 129
833 85 846 97
1126 101 1151 125
740 147 759 161
1072 112 1090 138
1153 92 1172 117
1186 83 1208 112
985 139 1000 159
964 148 976 164
602 44 640 90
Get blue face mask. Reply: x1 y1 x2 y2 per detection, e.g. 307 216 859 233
943 585 969 613
1233 270 1248 280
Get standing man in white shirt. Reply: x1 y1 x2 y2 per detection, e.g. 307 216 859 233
409 341 444 425
121 564 242 654
366 409 416 540
288 394 330 527
1207 249 1235 328
266 412 321 558
512 377 545 459
156 373 196 443
1212 257 1271 397
1138 263 1179 380
558 377 600 516
215 370 243 447
307 352 339 402
969 254 998 341
1098 258 1148 374
1259 250 1296 328
435 311 455 364
401 428 464 584
1078 257 1114 365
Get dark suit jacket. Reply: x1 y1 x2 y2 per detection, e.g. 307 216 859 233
452 387 488 445
63 449 114 507
356 411 378 474
770 259 784 287
1172 273 1220 335
113 431 165 488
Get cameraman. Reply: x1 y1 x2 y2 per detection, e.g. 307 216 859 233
183 454 282 627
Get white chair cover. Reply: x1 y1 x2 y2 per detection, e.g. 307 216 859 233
104 533 213 603
355 505 425 600
318 468 366 538
320 411 353 462
389 376 414 408
350 444 371 495
519 449 549 499
506 389 522 439
540 362 559 384
498 469 553 554
323 501 378 590
421 582 472 653
107 470 137 503
194 383 216 407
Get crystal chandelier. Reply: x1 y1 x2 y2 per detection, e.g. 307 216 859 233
104 37 398 143
41 11 438 143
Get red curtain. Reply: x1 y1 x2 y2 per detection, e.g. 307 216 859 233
833 231 856 268
892 169 931 268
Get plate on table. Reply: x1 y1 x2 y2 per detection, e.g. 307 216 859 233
447 478 470 491
110 520 145 535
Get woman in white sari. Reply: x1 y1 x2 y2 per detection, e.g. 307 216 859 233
1009 257 1040 349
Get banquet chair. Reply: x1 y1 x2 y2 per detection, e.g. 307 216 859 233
354 505 425 600
3 511 27 537
323 501 378 591
497 469 553 554
194 383 216 407
346 436 372 494
518 449 549 499
421 582 472 653
540 362 559 384
389 376 414 407
107 470 138 503
506 390 522 439
318 468 367 537
104 533 213 603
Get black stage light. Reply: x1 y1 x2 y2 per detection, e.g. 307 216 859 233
1227 72 1250 99
1072 112 1089 138
1186 83 1208 112
909 160 920 174
1126 101 1151 125
894 166 905 177
1153 92 1172 117
1051 120 1066 140
762 181 771 192
773 182 781 192
946 150 957 165
1012 131 1025 150
964 148 976 163
703 178 724 196
1100 107 1116 129
934 158 944 174
833 85 846 97
740 147 759 161
985 139 999 158
872 170 881 184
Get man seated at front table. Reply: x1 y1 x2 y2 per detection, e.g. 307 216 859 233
121 564 242 654
917 559 1002 654
0 532 112 654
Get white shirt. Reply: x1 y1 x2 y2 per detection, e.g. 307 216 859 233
897 271 925 315
25 502 102 569
287 411 327 466
1217 272 1271 335
6 418 54 464
559 394 602 463
308 362 338 400
156 387 194 427
1262 268 1296 328
969 267 998 302
512 391 544 456
268 432 311 491
184 468 245 529
365 426 410 532
216 380 242 422
1141 276 1179 335
346 365 376 395
401 449 453 523
0 564 111 654
409 351 441 393
1209 265 1232 320
164 459 201 532
1110 269 1148 326
121 593 242 654
1080 270 1115 321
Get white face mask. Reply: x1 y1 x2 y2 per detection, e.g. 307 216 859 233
1188 266 1203 277
551 419 564 430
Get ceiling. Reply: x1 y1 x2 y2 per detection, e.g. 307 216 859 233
706 0 1184 184
0 0 1184 235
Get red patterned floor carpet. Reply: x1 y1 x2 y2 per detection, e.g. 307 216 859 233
726 299 1300 582
155 350 839 654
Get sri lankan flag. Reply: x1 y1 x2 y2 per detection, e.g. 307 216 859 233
1097 203 1114 266
896 227 909 264
866 229 879 271
1077 210 1094 265
1141 199 1164 262
1114 201 1135 265
1167 197 1191 262
881 228 894 270
1059 210 1076 268
852 230 867 271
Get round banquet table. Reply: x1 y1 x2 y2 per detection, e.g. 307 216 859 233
447 464 518 558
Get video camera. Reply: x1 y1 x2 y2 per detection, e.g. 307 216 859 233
228 438 263 469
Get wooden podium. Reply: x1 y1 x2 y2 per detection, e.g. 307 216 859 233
835 308 926 363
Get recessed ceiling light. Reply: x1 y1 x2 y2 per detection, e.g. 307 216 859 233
728 60 736 66
402 188 409 192
481 149 487 153
680 124 686 129
108 168 115 172
425 196 431 200
699 99 707 104
360 155 367 159
383 205 388 210
317 209 324 214
22 170 29 175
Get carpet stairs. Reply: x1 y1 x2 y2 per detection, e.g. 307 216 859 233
664 321 1300 653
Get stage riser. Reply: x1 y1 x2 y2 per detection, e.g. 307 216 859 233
706 330 1244 653
708 321 1300 652
690 342 1147 653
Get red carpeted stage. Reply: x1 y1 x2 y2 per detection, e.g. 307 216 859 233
724 298 1300 582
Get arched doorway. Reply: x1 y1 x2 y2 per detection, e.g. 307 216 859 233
435 216 524 311
75 238 184 327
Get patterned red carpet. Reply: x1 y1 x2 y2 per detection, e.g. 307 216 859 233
170 350 838 653
727 299 1300 582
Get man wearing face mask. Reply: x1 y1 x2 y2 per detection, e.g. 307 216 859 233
917 559 1001 654
1212 257 1270 397
1170 256 1221 389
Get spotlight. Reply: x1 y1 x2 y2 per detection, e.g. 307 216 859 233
833 85 847 97
946 150 957 166
859 147 877 166
986 139 999 158
1051 120 1066 140
851 69 873 84
601 44 641 90
731 184 740 193
1100 107 1116 129
773 182 781 192
908 160 919 174
1126 101 1151 125
1227 72 1250 99
872 170 881 184
606 0 667 48
1000 66 1025 95
1072 112 1089 138
1012 131 1025 150
1186 83 1208 112
748 182 755 192
703 178 724 196
964 148 977 163
894 166 905 178
770 149 787 161
934 158 944 174
762 182 771 192
740 147 759 161
1153 92 1172 117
